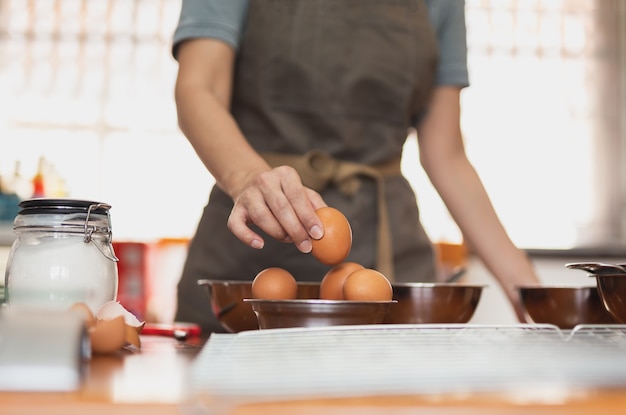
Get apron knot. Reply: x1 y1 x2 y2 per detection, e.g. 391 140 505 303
306 151 361 196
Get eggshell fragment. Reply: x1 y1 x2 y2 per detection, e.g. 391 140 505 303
67 301 144 354
97 301 145 329
320 262 365 300
90 315 127 354
343 268 393 301
124 324 142 349
95 301 145 350
311 207 352 266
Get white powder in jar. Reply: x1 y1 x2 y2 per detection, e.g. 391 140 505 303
6 234 118 314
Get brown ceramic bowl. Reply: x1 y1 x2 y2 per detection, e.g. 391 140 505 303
517 284 617 329
197 280 320 333
383 283 485 324
244 299 395 329
594 274 626 324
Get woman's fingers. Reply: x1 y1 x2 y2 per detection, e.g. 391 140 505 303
274 167 325 242
226 166 326 252
227 204 265 249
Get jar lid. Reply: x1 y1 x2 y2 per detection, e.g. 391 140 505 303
18 198 112 215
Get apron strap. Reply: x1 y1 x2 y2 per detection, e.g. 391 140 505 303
261 150 401 280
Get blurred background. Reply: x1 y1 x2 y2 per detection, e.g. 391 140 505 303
0 0 624 323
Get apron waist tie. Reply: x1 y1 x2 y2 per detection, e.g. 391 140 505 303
261 150 401 280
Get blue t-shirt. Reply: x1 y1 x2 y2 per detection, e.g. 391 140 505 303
172 0 469 87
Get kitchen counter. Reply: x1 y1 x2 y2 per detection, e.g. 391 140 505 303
2 254 626 414
2 332 626 415
0 334 199 415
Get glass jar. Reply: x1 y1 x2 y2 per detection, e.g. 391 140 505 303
4 199 119 313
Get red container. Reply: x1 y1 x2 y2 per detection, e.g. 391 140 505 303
113 241 154 321
112 239 189 323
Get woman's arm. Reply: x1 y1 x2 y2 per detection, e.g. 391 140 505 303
175 39 263 197
416 86 540 321
174 39 325 252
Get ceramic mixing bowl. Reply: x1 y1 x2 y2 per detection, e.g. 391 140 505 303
517 284 617 329
244 298 395 329
383 283 485 324
197 279 319 332
593 274 626 324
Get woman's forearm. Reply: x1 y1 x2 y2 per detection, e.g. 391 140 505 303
174 39 270 200
175 84 269 199
418 87 539 320
428 154 534 280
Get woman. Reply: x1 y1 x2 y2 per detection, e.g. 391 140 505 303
172 0 540 332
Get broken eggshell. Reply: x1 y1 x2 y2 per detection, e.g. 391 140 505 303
90 315 127 354
69 301 145 354
96 301 145 349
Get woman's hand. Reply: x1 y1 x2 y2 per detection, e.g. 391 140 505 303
499 271 539 323
227 165 326 253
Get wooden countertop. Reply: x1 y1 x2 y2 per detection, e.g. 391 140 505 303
0 334 201 415
2 334 626 415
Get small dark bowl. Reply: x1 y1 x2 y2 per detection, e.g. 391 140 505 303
383 283 485 324
517 284 617 329
594 274 626 324
244 299 395 329
197 280 319 333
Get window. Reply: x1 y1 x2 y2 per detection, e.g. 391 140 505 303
408 0 626 254
0 0 209 240
1 0 624 253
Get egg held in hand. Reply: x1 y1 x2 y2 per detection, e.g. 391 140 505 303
343 268 393 301
320 262 365 300
252 267 298 300
311 207 352 265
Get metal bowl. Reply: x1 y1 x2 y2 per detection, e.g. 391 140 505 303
197 280 320 333
594 274 626 324
517 284 617 329
383 283 485 324
244 299 395 329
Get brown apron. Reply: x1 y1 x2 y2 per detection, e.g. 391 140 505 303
176 0 440 332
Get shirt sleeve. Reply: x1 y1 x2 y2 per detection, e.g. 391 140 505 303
426 0 470 88
172 0 249 59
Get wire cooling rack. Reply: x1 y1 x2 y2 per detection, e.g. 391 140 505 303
189 324 626 399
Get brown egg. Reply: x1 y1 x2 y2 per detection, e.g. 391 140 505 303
343 268 393 301
252 267 298 300
320 262 365 300
311 207 352 265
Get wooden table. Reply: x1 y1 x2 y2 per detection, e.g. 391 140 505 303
0 334 201 415
2 334 626 415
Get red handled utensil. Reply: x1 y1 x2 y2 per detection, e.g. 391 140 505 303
142 322 201 340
